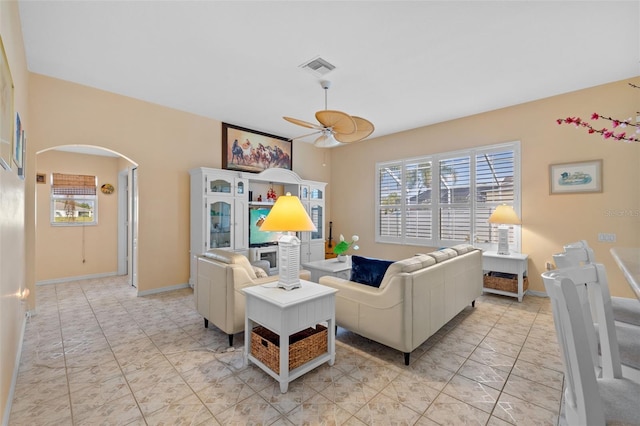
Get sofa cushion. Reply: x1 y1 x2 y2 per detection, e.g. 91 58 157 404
378 254 437 290
428 248 457 263
415 254 437 269
350 255 394 288
451 244 475 255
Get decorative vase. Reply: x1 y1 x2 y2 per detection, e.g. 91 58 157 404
337 255 347 262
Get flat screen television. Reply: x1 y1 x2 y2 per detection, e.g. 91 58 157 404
249 207 282 247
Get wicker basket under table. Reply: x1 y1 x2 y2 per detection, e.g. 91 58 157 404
484 271 529 293
251 324 328 374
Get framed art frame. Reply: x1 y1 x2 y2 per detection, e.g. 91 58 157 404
222 122 292 173
36 172 46 184
17 130 25 179
14 112 22 168
0 36 14 171
549 159 602 194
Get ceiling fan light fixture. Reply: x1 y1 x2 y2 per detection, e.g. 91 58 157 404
313 131 340 148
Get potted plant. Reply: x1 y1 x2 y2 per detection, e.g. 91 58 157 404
333 234 359 262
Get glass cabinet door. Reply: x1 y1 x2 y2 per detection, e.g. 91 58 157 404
310 203 323 241
300 186 309 201
311 188 323 200
209 200 232 249
208 178 232 195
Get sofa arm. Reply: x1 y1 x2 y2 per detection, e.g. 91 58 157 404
299 269 311 281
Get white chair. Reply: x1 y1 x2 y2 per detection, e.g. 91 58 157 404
553 244 640 375
553 241 640 327
552 240 595 269
542 265 640 425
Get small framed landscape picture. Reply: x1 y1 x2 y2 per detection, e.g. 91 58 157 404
36 173 46 184
222 123 292 173
549 159 602 194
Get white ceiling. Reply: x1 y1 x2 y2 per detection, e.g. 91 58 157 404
18 1 640 147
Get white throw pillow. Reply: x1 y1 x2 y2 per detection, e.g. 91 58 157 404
252 266 268 278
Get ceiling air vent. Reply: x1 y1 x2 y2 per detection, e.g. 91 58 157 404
299 56 336 77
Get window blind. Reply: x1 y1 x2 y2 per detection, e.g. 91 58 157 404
52 173 97 196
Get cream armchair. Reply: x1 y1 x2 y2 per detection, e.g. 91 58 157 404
195 249 310 345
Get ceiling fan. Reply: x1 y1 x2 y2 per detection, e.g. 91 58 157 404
284 80 374 148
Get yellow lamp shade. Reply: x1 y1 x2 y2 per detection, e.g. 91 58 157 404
488 205 521 225
259 193 317 232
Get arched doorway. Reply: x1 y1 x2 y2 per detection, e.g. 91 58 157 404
35 145 139 286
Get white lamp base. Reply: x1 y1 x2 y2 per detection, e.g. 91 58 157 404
276 233 301 290
496 225 510 255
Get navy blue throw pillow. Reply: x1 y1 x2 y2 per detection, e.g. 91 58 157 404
350 255 394 288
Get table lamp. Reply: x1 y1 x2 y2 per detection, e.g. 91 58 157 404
488 204 521 255
259 192 317 290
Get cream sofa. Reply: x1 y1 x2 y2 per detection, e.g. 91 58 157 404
319 244 483 364
195 249 310 345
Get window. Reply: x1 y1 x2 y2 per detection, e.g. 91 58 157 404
376 142 520 250
50 173 98 225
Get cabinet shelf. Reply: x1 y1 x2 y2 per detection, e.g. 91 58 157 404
248 201 276 206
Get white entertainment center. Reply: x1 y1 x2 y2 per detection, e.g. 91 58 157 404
189 167 327 286
248 245 279 275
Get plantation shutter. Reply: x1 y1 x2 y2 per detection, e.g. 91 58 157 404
475 150 516 244
375 142 520 250
404 159 432 240
378 163 402 239
439 156 471 242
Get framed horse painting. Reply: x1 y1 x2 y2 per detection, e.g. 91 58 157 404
222 123 292 173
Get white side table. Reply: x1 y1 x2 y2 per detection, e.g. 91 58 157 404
243 280 337 393
482 251 529 302
302 257 352 283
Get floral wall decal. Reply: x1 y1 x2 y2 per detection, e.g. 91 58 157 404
556 83 640 142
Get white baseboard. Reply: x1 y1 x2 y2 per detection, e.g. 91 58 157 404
2 313 27 426
36 273 190 297
137 282 190 297
527 289 548 298
36 271 118 286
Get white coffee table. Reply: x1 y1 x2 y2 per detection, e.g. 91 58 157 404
302 257 352 283
243 280 337 393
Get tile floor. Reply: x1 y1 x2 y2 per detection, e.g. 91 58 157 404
9 276 564 425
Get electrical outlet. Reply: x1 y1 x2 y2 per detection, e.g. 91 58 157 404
598 233 617 243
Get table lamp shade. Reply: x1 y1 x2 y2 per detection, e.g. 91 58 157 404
488 205 521 255
259 193 316 290
488 205 521 225
259 193 317 232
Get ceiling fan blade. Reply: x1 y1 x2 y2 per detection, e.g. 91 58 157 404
335 116 375 143
291 130 322 140
283 116 323 130
315 110 356 135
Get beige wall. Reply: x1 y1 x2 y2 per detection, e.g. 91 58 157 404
0 1 28 420
27 73 332 292
35 151 125 281
329 77 640 298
